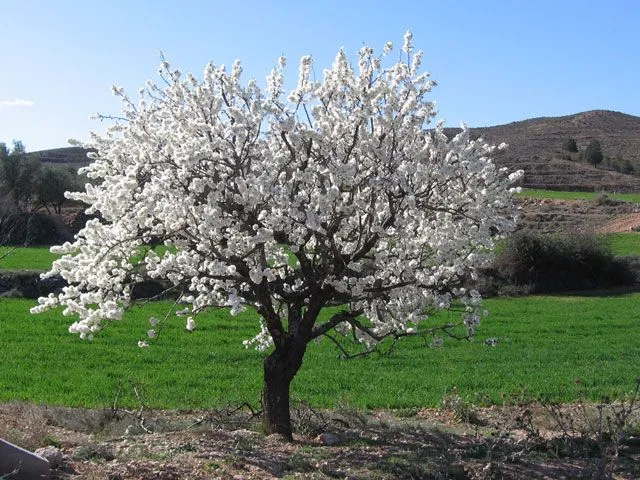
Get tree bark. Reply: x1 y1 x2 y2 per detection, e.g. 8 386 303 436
262 341 306 439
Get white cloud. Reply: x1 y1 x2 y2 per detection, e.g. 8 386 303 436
0 98 35 108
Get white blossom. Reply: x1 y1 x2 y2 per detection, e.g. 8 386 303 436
32 34 521 354
185 317 196 332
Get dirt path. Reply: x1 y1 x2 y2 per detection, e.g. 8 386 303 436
594 212 640 233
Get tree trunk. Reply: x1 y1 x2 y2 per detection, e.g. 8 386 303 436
262 342 306 439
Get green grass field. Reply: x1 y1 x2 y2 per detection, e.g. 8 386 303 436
0 247 60 271
1 294 639 410
604 232 640 256
2 232 638 273
0 245 175 271
1 238 635 275
517 189 640 203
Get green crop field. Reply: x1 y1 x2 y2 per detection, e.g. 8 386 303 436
3 232 639 275
1 294 639 410
0 246 177 271
604 232 640 256
0 247 60 271
516 189 640 203
3 234 636 276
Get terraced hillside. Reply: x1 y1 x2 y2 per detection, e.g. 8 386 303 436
517 197 640 234
447 110 640 192
27 110 640 192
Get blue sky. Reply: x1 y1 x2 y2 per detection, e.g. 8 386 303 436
1 0 638 151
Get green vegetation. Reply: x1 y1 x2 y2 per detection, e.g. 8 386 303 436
0 247 60 270
604 232 640 256
516 189 640 203
493 232 636 294
1 294 639 409
585 139 603 166
0 245 292 272
562 137 578 153
0 140 82 214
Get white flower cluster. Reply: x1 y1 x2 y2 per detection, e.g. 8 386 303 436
31 33 521 350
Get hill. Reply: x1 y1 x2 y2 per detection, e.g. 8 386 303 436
29 110 640 192
26 147 93 168
446 110 640 192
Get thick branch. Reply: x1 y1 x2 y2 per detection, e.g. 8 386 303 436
310 309 363 340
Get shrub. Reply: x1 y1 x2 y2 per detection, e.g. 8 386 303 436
605 156 635 175
562 137 578 153
585 140 603 167
0 271 66 298
0 212 61 246
596 192 622 206
493 232 635 293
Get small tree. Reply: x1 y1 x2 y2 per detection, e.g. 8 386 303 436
32 33 521 438
34 165 81 214
562 137 578 153
585 139 603 166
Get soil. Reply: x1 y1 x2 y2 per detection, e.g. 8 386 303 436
516 197 640 234
1 402 639 479
594 212 640 234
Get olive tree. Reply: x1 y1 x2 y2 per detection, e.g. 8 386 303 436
33 33 521 438
34 165 82 214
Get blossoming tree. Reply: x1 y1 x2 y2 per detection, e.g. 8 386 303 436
33 33 521 438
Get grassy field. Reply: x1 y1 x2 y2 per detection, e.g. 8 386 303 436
0 247 60 271
517 188 640 203
1 294 639 410
2 233 638 273
0 245 174 271
604 232 640 256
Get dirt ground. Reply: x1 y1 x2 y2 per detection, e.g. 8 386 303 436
517 197 640 234
1 400 639 480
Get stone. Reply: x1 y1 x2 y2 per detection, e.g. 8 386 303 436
317 432 342 446
34 446 65 469
0 438 51 479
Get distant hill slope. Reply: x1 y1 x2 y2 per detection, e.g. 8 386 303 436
27 147 93 168
446 110 640 192
30 110 640 192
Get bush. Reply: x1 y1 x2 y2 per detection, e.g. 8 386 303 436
562 137 578 153
596 192 622 206
0 212 62 246
0 271 65 298
492 232 635 293
585 140 603 167
605 156 635 175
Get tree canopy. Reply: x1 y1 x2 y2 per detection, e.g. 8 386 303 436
33 33 522 437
